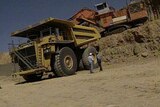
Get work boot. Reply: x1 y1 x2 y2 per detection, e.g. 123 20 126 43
90 71 94 74
99 69 103 72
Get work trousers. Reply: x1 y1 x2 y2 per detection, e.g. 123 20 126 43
98 61 102 71
89 61 93 73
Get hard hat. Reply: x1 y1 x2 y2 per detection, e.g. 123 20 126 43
89 53 92 56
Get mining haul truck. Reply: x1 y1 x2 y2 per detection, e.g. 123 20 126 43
10 18 101 81
69 0 148 36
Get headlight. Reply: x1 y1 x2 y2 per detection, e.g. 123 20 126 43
43 48 51 54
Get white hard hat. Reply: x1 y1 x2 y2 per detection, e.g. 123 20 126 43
89 53 92 55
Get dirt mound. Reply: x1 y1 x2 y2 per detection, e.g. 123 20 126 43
99 19 160 63
0 52 11 65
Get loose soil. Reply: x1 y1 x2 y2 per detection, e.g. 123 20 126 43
0 57 160 107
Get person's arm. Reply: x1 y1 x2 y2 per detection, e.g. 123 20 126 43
92 56 94 61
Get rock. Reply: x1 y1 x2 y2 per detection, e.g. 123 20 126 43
133 44 141 56
141 52 148 57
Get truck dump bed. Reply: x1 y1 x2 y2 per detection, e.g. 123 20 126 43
11 18 75 37
11 17 101 47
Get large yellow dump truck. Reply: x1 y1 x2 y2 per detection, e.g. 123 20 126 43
10 18 101 81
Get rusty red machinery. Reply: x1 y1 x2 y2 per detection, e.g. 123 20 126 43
69 0 148 36
69 8 97 25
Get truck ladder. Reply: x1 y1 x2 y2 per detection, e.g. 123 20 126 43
37 47 42 66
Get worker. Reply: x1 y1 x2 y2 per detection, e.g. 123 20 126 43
96 52 103 71
88 53 94 73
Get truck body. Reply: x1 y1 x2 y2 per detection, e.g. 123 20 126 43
69 0 148 36
10 18 101 81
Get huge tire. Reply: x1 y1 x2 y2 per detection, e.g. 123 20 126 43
23 73 43 82
53 47 77 77
82 46 98 70
78 59 84 71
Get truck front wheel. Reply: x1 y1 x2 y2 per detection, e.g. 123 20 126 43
53 47 77 77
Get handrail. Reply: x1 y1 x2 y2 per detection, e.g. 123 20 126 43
15 51 35 68
13 51 33 69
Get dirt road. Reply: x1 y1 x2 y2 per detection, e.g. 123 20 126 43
0 57 160 107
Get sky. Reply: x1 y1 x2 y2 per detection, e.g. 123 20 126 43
0 0 127 52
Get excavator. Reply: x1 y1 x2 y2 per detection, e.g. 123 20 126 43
69 0 148 36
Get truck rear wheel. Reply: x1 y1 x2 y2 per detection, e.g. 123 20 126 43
78 59 84 70
82 46 98 70
53 47 77 77
22 73 42 82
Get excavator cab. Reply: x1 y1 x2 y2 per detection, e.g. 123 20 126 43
128 0 148 21
95 2 111 15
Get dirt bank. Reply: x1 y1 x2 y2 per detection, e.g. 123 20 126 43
99 20 160 64
0 52 11 65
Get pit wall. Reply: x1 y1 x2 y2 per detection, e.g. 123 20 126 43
99 20 160 63
0 52 11 65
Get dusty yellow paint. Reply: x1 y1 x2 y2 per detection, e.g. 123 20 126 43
10 18 101 76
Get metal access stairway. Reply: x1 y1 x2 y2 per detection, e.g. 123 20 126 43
37 48 42 66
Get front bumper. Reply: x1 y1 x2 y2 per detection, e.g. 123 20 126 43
13 67 47 76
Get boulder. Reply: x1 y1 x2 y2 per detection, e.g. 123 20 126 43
141 52 148 57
